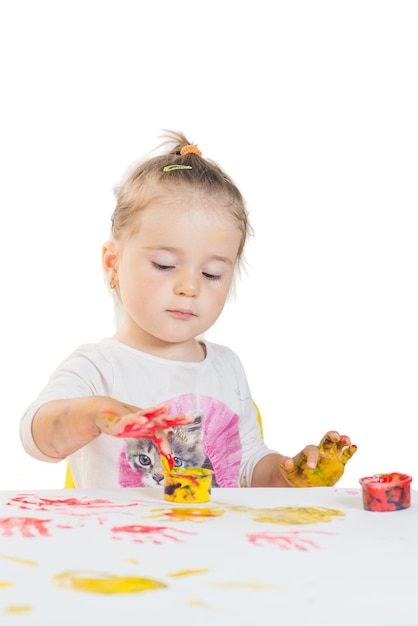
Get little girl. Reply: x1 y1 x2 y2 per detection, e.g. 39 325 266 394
20 131 356 488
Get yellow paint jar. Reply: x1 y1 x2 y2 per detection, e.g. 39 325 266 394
164 467 214 503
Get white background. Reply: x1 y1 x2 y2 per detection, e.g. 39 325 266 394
1 1 417 489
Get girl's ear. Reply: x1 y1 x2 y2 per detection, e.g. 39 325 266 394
102 241 118 289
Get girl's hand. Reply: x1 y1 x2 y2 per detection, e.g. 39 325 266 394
96 403 194 439
279 431 357 487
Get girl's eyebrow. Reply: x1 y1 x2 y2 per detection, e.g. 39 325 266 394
145 246 234 265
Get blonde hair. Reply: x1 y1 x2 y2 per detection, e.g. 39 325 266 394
111 130 252 270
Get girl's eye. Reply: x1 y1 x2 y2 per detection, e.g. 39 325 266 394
202 272 221 281
152 262 174 271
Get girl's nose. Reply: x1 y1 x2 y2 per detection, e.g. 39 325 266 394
174 272 199 297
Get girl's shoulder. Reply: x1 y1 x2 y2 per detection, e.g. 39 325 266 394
64 338 119 362
204 340 245 371
51 338 124 377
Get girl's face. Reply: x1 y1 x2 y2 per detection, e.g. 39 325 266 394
103 190 242 360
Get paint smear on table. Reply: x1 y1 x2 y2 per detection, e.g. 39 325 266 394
188 599 223 611
53 571 166 595
0 517 51 538
229 506 345 525
247 529 336 551
169 568 211 578
149 507 225 522
0 554 37 566
187 600 224 613
344 489 361 496
111 523 195 544
3 606 32 614
0 582 14 588
8 495 138 512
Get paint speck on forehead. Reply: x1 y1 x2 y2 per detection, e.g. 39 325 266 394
207 228 235 245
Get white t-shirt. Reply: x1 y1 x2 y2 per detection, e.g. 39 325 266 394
20 338 275 488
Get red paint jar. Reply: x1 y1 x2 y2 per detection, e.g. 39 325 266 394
359 472 412 512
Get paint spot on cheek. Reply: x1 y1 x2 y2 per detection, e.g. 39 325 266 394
53 571 167 594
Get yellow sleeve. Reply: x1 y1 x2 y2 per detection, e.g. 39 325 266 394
254 401 264 440
64 463 75 488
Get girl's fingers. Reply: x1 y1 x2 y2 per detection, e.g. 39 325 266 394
342 445 358 464
303 445 319 469
318 431 340 452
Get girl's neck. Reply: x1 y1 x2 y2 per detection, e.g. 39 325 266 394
112 327 206 362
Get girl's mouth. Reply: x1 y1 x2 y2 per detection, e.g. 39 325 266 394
167 309 196 320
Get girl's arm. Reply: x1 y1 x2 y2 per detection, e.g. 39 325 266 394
32 396 133 459
251 453 293 487
32 397 194 460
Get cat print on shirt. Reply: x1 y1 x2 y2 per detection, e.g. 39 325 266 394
124 410 219 487
119 394 242 488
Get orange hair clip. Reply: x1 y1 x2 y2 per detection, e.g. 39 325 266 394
180 144 202 157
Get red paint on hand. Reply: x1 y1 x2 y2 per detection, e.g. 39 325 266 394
161 453 174 472
113 405 192 439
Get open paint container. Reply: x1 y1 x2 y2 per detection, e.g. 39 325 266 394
359 472 412 512
164 467 214 503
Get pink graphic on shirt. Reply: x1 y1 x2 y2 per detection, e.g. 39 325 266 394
118 394 241 488
119 449 147 487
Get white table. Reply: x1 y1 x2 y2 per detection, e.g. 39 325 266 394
0 486 416 625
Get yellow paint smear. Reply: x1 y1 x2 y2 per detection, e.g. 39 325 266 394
0 554 37 566
0 582 14 588
53 571 167 595
229 505 345 525
169 568 210 578
4 606 32 614
150 507 225 521
188 599 218 610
